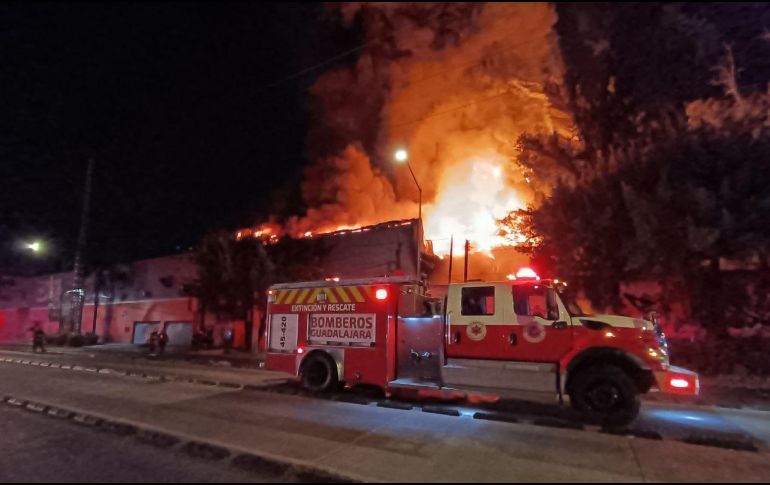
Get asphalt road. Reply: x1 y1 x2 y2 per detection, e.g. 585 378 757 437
0 349 768 482
0 405 278 483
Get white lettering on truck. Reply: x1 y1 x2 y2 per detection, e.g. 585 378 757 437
291 303 357 312
307 313 376 345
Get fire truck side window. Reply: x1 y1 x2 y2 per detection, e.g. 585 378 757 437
513 285 549 319
461 287 495 316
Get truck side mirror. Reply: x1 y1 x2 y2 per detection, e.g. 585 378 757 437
547 308 560 321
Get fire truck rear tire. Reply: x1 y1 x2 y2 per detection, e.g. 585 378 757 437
569 364 640 426
300 352 339 393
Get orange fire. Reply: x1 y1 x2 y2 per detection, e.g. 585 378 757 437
424 154 525 256
245 4 572 257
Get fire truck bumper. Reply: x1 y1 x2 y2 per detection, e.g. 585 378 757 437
654 365 700 396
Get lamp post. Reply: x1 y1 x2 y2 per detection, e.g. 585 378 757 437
394 149 422 281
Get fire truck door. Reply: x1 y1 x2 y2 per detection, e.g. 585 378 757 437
510 284 573 363
443 283 560 394
446 283 513 360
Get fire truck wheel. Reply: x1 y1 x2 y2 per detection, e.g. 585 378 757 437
569 364 640 426
300 352 339 393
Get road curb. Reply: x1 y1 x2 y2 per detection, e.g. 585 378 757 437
73 413 102 427
25 402 47 413
181 441 231 461
46 407 74 419
422 405 461 417
136 430 181 448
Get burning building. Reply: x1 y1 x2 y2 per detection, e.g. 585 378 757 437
254 3 572 265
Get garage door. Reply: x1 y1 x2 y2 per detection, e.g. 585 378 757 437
133 321 161 345
164 321 193 347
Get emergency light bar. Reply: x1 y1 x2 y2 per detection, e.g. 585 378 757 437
516 267 539 279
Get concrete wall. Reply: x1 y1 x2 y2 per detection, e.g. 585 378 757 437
312 219 422 278
0 297 197 344
0 253 197 344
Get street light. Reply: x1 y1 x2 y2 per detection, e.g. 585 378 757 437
395 149 408 162
26 241 42 253
393 149 422 281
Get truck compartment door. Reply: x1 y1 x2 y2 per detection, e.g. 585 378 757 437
396 316 443 384
268 313 299 352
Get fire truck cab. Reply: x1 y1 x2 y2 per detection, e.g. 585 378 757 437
264 272 698 425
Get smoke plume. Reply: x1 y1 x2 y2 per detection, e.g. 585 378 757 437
286 3 573 253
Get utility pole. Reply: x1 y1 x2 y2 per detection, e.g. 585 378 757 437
70 158 94 335
447 235 454 284
463 240 470 282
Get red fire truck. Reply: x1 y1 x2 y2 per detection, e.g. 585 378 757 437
264 269 698 424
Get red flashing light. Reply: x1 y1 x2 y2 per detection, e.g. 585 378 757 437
515 267 539 279
670 378 689 389
297 348 304 355
375 288 388 301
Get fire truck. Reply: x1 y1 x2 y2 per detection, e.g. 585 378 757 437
264 269 698 424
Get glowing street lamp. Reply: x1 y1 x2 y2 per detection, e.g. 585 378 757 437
394 149 408 163
26 241 42 253
393 148 422 280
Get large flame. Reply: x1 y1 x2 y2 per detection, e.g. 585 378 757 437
425 154 524 255
247 3 572 259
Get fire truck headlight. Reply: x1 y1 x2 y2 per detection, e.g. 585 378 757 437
648 347 666 363
375 288 388 301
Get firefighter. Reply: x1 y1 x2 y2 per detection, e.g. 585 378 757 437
223 326 233 354
462 295 484 315
148 330 159 355
158 328 169 355
32 325 46 353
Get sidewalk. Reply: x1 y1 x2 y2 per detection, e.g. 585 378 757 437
0 348 290 390
0 343 266 370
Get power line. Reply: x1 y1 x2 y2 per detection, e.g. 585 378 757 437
257 40 375 91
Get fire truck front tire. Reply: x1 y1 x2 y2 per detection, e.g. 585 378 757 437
300 352 339 393
569 364 641 426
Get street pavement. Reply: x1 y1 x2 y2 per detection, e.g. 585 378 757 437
0 405 278 483
0 349 769 482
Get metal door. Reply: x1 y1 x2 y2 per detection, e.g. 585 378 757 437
396 316 443 384
132 321 160 345
164 321 193 347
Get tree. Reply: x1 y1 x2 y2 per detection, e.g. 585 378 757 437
510 124 770 331
510 4 770 333
187 231 275 351
188 230 327 351
553 3 722 158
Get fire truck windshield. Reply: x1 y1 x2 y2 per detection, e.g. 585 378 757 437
556 286 589 317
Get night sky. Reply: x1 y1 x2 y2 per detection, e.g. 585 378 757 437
0 3 359 273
